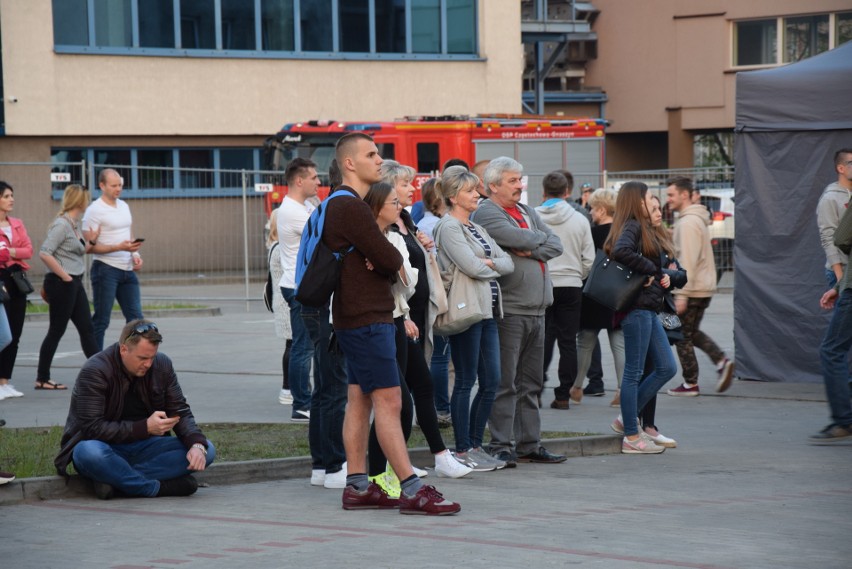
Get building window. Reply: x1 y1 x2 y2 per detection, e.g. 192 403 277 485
138 149 174 190
179 149 214 189
416 142 440 173
837 12 852 46
93 149 133 188
734 19 777 66
784 15 829 62
53 0 478 59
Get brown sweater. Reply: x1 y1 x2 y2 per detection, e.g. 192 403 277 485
324 187 403 330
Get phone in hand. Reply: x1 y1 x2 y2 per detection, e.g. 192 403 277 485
132 238 145 243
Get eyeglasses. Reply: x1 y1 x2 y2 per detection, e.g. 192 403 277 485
126 322 159 341
384 198 400 208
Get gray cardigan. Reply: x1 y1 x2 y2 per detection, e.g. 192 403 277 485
471 200 562 316
434 215 514 322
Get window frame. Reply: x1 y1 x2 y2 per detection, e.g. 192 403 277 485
52 0 481 60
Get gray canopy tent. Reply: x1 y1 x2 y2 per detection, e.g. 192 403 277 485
734 42 852 383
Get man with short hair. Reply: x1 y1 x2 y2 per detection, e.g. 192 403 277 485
278 158 320 422
83 169 144 350
537 171 595 409
665 177 734 397
326 132 459 515
816 148 852 288
472 159 491 200
55 320 215 500
472 156 566 466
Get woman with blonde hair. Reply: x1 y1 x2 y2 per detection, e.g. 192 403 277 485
266 208 293 404
36 184 99 390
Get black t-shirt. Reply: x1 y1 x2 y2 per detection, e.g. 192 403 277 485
121 380 149 422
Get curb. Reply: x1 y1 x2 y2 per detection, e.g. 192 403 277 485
24 307 222 322
0 435 621 505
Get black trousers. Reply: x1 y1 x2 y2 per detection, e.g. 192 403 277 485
37 273 99 380
543 286 583 401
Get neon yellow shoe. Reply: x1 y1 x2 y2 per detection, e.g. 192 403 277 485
368 468 401 499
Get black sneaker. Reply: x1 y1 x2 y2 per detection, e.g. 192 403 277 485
583 382 605 397
809 424 852 445
93 480 115 500
157 474 199 497
291 409 310 423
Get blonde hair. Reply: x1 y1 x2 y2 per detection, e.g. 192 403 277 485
588 188 616 216
59 184 90 216
380 160 416 187
438 165 480 209
266 208 279 248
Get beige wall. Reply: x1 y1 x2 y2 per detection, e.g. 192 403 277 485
586 0 852 136
1 0 523 137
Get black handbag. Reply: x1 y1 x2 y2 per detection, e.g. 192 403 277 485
582 249 645 312
9 270 34 295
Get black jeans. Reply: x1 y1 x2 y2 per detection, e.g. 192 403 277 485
37 273 99 381
543 286 583 401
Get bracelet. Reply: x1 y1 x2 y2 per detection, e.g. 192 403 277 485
88 240 97 246
191 443 207 456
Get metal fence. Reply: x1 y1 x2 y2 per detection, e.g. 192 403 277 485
0 161 735 309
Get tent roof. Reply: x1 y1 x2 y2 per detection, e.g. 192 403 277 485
736 42 852 132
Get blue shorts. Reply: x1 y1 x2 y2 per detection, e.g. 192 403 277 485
335 323 400 393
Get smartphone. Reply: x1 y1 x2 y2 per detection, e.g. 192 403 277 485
169 407 189 418
132 238 145 243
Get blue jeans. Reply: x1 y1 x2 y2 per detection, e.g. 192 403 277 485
302 305 347 472
72 437 216 497
0 303 11 352
431 334 451 414
820 288 852 427
620 309 677 436
90 260 143 350
826 268 838 289
281 287 313 412
449 318 500 452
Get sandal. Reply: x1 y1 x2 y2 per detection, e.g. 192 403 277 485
35 380 67 390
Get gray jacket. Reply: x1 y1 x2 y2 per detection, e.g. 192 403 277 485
471 200 562 315
816 182 852 270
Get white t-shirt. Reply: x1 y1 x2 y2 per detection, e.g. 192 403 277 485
83 198 134 270
277 196 314 289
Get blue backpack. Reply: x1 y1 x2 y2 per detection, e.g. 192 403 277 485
294 191 355 307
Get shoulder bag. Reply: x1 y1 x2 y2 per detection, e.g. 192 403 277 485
433 264 489 336
427 252 448 316
582 249 645 312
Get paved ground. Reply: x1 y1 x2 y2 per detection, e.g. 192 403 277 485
2 286 851 569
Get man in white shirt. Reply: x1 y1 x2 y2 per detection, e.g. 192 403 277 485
277 158 320 422
83 169 144 350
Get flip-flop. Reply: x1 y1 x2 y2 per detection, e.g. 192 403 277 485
34 380 67 390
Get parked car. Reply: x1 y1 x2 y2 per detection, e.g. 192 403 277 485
698 188 735 282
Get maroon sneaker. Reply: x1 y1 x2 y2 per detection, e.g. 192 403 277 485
341 482 400 510
399 485 460 516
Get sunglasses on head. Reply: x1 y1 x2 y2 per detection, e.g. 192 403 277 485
126 322 159 341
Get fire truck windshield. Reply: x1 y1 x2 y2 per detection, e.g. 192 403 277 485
264 133 341 185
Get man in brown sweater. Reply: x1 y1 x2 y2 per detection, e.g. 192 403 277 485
326 133 459 515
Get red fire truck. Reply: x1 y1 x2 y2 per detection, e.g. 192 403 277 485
262 115 606 214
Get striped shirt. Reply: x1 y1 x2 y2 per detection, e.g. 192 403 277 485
464 223 499 310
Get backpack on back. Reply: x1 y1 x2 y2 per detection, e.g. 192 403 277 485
294 191 354 307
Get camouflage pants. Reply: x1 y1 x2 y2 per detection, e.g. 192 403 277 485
675 297 725 385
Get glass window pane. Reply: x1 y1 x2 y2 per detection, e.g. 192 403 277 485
339 0 369 52
138 149 174 189
52 0 89 46
447 0 475 54
139 0 175 48
221 0 256 50
179 149 214 188
375 0 405 53
417 142 439 173
220 149 255 188
261 0 294 51
412 0 440 53
301 0 333 52
94 0 132 47
50 148 86 192
93 149 133 189
180 0 216 49
379 143 395 161
735 19 777 66
836 12 852 47
784 15 829 62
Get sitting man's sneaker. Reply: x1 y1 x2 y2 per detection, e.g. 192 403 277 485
342 481 400 510
716 359 735 393
291 409 310 423
324 464 348 489
667 383 700 397
311 469 326 487
809 424 852 445
157 474 199 497
0 470 15 485
583 381 606 397
93 480 116 500
517 446 567 464
399 485 460 516
491 449 518 468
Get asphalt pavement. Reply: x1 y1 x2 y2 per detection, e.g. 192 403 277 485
1 283 850 569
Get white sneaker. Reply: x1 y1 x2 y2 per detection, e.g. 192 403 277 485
1 384 22 398
323 463 347 489
644 430 677 448
0 386 8 401
412 465 428 478
278 389 293 405
310 469 325 486
434 451 473 479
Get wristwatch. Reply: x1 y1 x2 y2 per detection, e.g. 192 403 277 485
88 240 97 246
191 443 207 456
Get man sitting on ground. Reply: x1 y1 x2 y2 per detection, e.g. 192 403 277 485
55 320 215 499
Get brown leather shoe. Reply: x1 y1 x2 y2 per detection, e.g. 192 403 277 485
550 399 570 410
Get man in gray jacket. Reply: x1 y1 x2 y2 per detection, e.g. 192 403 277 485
816 148 852 288
471 157 566 466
